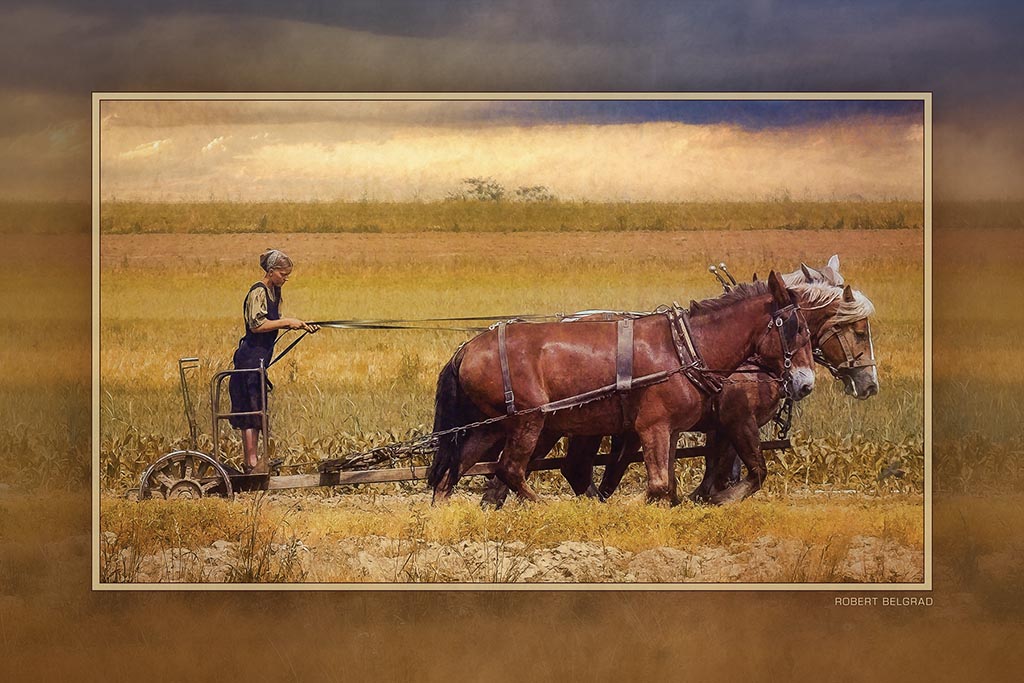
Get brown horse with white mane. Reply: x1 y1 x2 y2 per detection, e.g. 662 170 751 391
600 257 879 503
427 271 812 505
478 255 878 506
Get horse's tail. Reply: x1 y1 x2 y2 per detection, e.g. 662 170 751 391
426 345 480 492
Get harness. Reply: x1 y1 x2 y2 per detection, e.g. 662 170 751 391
754 302 805 439
493 301 806 423
665 303 723 395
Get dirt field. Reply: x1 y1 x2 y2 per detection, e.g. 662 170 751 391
100 228 923 269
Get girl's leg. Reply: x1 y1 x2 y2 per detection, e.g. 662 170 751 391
241 428 262 472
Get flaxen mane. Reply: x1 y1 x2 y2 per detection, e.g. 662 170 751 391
788 282 875 325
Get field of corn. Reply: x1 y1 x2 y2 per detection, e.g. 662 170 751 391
94 220 925 495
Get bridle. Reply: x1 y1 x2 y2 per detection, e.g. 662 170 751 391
812 319 877 380
750 301 810 398
793 292 876 381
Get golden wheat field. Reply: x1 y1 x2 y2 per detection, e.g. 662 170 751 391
81 200 931 584
98 226 925 486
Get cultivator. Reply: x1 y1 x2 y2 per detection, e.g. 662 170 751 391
134 353 793 501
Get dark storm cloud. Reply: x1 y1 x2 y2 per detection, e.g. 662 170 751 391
1 1 1022 198
100 99 922 131
491 100 923 129
2 1 1021 101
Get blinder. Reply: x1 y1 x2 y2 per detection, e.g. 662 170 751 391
751 301 809 398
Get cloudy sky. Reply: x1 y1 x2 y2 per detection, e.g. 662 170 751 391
99 99 924 202
1 1 1021 200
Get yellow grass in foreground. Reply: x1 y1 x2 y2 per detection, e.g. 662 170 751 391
97 491 924 583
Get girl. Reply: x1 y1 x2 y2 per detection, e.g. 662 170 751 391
228 249 318 473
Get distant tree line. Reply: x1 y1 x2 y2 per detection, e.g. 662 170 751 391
446 177 556 202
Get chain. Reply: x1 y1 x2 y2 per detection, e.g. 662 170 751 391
319 368 689 472
773 396 795 440
319 410 530 473
718 374 786 385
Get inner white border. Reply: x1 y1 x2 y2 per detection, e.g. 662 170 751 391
92 91 933 592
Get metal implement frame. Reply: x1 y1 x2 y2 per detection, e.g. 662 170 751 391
253 439 793 491
177 357 201 451
210 362 270 467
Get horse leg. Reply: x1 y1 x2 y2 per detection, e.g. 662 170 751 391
637 424 679 505
689 432 721 504
710 417 765 505
432 427 504 504
561 435 602 497
597 433 641 500
481 430 562 509
478 437 513 510
706 440 743 499
495 416 547 503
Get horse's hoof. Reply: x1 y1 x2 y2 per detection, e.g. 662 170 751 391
480 495 505 511
584 484 608 502
709 481 753 506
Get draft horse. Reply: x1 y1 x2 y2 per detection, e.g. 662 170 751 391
477 256 878 506
427 271 812 506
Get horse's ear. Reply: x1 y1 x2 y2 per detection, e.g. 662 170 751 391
822 254 843 285
843 284 856 302
752 272 758 282
768 270 789 306
801 262 826 283
822 265 844 286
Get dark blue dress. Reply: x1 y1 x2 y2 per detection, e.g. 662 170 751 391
228 283 280 429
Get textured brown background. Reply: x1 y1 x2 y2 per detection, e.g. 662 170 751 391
3 3 1023 680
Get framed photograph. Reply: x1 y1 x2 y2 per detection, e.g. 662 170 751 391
93 93 929 589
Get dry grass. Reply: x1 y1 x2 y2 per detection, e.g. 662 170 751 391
99 199 923 234
5 201 1023 676
97 491 923 583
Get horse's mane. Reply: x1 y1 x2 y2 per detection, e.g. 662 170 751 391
688 281 769 315
788 281 875 325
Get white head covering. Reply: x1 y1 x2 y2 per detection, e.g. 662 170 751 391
259 249 292 272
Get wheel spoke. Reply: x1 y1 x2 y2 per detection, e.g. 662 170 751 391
199 478 221 493
184 457 194 480
154 472 176 489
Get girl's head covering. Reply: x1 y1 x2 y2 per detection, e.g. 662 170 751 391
259 249 293 272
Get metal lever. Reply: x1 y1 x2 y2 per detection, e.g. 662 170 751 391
709 264 731 291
